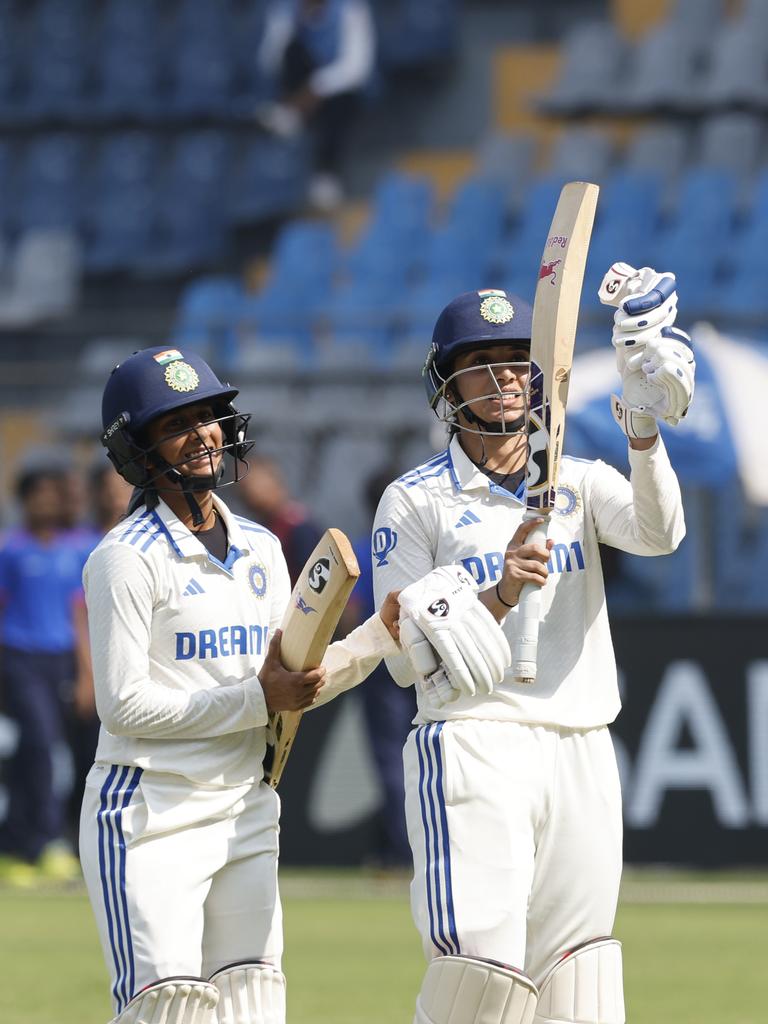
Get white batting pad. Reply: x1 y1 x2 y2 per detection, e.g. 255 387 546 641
210 961 286 1024
110 978 219 1024
415 955 538 1024
534 938 624 1024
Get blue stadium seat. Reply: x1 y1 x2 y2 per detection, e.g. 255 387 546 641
237 220 339 353
91 0 164 119
91 40 163 121
17 0 91 120
316 279 398 355
89 131 160 191
14 133 84 231
173 275 243 367
227 136 310 224
165 36 236 119
376 0 459 69
83 184 157 274
0 139 18 232
445 176 508 249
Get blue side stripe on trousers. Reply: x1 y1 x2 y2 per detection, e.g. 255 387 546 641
416 726 449 956
417 723 459 955
429 723 460 954
97 765 143 1012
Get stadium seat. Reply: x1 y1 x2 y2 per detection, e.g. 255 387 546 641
537 20 628 117
474 132 536 212
227 135 310 224
609 17 709 114
165 36 236 119
16 0 91 121
547 127 616 185
376 0 459 69
0 228 82 326
89 131 160 192
695 113 765 184
14 133 84 231
695 16 768 110
622 122 692 190
173 275 243 367
83 184 157 274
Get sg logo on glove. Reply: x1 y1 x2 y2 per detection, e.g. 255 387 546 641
427 598 449 617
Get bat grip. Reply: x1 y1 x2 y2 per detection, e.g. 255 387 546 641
512 518 549 684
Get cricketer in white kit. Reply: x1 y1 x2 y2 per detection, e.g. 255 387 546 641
372 268 695 1024
80 346 404 1024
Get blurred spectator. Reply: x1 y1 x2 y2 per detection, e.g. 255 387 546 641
0 467 88 886
347 464 416 868
256 0 376 209
237 454 323 584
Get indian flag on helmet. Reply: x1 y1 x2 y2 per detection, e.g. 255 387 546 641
153 349 184 365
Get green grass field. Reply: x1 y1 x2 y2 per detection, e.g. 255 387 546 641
2 870 766 1024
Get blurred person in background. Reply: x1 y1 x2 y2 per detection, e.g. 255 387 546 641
0 465 87 885
344 463 416 869
237 453 323 585
255 0 376 209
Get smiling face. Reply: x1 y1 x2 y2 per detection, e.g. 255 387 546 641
144 400 225 483
450 342 530 430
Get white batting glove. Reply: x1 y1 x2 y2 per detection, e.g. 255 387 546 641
598 263 694 438
398 565 510 700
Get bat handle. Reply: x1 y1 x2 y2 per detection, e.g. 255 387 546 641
512 518 549 684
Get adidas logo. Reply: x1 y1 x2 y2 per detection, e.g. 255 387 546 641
183 578 205 597
455 509 481 529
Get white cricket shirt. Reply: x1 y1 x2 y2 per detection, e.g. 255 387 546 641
84 495 396 786
373 434 685 729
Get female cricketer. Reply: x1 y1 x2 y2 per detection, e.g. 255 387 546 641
79 346 407 1024
371 265 696 1024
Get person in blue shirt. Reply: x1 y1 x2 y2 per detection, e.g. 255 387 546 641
0 466 88 886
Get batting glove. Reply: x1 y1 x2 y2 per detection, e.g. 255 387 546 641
398 565 510 700
598 263 694 438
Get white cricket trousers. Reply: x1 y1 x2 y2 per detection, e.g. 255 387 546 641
404 720 623 987
80 764 283 1016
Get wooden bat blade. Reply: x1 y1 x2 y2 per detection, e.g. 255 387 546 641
515 181 599 685
264 527 360 789
526 181 599 515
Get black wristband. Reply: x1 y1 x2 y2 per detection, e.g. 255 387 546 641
495 581 515 609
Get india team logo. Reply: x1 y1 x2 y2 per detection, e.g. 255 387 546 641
248 563 268 598
373 526 398 568
554 484 582 517
165 361 200 393
478 290 514 324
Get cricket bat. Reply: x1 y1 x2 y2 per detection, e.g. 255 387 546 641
513 181 599 684
264 527 360 789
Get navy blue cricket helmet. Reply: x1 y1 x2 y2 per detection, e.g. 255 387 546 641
101 346 251 492
423 289 533 410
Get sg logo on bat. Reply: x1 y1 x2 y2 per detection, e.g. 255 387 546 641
308 557 331 594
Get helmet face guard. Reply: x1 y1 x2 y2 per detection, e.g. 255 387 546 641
102 404 253 493
424 353 531 437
